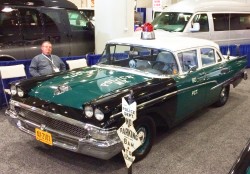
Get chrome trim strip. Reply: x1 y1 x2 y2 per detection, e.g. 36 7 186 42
177 81 218 93
110 90 177 119
93 64 172 79
210 80 228 90
110 80 218 119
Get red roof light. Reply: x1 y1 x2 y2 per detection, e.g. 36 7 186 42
141 23 155 40
143 23 154 32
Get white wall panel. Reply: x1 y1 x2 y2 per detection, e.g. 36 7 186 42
95 0 134 54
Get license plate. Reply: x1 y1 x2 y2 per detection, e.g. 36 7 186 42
35 128 53 146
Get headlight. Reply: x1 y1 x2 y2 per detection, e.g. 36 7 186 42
17 88 24 97
84 106 93 118
10 85 17 95
95 108 104 121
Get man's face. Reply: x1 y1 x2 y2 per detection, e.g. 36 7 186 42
41 42 52 55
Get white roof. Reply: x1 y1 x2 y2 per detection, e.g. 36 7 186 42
164 0 250 13
107 31 219 52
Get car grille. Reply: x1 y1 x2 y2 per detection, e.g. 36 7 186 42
19 108 87 138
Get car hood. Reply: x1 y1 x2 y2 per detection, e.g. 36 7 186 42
28 67 152 109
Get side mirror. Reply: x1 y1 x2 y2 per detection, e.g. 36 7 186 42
189 23 200 32
86 21 94 30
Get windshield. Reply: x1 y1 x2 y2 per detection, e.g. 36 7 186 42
97 44 179 76
152 12 192 32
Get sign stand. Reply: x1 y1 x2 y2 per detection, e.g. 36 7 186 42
128 166 132 174
117 91 143 174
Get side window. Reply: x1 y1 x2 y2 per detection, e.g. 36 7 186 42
0 10 19 36
213 13 229 31
231 13 250 30
201 48 216 66
178 50 198 72
155 51 179 74
213 13 250 31
41 9 62 44
19 9 41 26
67 10 88 31
19 8 43 40
192 13 209 32
42 10 62 33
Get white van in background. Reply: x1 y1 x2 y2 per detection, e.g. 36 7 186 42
151 0 250 46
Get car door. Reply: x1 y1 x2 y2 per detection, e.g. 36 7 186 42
200 47 231 105
174 49 207 121
184 13 211 40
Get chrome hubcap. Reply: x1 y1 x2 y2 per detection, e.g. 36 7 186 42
221 88 226 98
137 127 146 144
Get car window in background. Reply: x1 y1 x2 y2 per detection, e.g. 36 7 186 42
152 12 192 32
153 11 162 19
19 8 43 42
40 9 61 43
0 9 20 42
79 9 94 21
213 13 250 31
67 10 88 30
192 13 209 32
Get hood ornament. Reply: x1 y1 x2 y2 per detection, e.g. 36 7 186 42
54 84 71 95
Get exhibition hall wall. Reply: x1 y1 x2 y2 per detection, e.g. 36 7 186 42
68 0 250 9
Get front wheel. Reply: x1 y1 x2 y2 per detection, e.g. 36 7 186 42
213 85 230 107
133 116 156 161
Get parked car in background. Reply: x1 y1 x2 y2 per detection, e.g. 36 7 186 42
0 0 95 61
6 25 248 161
151 0 250 46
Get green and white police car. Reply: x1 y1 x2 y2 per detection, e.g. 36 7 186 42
6 24 248 161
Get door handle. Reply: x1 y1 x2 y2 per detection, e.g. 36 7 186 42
198 72 206 77
221 68 229 74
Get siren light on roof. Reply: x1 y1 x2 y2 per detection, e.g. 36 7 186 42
141 23 155 40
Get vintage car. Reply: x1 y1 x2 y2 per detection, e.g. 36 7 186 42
6 25 248 161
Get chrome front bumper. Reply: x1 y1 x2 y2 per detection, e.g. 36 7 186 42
5 100 123 160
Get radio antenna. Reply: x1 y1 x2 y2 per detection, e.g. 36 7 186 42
227 13 231 59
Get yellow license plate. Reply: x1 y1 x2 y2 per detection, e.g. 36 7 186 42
35 128 53 146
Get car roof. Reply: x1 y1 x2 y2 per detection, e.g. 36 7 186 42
107 31 219 52
164 0 250 13
1 0 77 9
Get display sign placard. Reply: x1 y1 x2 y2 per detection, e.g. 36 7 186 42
117 97 142 168
91 0 94 8
153 0 162 10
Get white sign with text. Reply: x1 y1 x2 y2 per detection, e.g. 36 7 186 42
117 97 142 168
